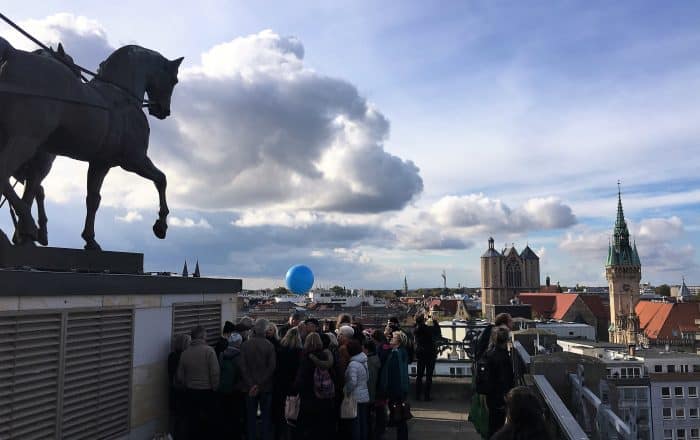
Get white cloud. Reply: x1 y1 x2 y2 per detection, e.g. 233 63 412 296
115 211 143 223
169 217 212 229
430 194 576 232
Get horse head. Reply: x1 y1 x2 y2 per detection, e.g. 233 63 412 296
97 46 183 119
145 56 183 120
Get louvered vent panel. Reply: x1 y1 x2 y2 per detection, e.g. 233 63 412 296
61 309 133 440
0 313 61 440
172 302 221 345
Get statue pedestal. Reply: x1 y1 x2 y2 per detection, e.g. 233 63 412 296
0 234 144 274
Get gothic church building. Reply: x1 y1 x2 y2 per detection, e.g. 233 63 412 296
480 238 540 320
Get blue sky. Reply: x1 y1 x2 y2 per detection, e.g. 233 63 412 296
2 1 700 289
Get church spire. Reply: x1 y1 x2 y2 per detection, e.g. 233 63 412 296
614 181 630 249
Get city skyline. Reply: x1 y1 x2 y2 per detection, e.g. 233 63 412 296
2 2 700 289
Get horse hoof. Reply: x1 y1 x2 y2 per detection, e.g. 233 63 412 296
38 230 48 246
153 219 167 239
84 241 102 251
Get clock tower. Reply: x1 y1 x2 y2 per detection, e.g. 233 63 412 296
606 184 642 345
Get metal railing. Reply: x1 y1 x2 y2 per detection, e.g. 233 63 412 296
569 371 635 440
513 341 590 440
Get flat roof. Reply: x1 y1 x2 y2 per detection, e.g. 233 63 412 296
634 349 700 360
0 269 242 296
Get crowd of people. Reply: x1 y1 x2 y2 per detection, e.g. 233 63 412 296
472 313 552 440
167 311 438 440
168 310 551 440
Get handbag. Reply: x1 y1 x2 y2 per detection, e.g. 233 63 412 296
387 399 412 425
340 392 358 419
285 395 300 421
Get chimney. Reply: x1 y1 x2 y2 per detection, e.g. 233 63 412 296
628 344 635 357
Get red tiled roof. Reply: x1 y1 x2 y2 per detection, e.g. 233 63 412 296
636 301 700 340
579 295 608 321
519 293 581 320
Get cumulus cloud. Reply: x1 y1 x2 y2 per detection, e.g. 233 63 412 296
115 211 143 223
169 217 212 229
161 29 422 213
430 194 576 232
6 13 112 71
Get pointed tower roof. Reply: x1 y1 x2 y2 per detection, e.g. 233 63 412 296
520 245 539 260
607 182 640 268
481 236 502 257
193 260 201 278
182 261 189 277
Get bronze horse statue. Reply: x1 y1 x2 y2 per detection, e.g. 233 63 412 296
0 36 182 250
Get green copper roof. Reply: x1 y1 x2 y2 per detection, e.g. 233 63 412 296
606 184 641 268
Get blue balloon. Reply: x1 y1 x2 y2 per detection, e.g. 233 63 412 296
285 264 314 295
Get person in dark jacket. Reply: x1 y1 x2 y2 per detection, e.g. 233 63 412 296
274 326 303 440
379 331 410 440
363 340 381 440
215 320 235 357
490 386 552 440
168 333 190 439
474 313 513 361
278 311 304 339
485 327 514 437
217 333 243 439
413 312 440 401
293 333 336 436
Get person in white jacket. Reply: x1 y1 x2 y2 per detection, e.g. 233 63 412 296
345 339 370 440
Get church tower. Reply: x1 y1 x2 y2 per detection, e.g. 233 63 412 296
606 184 642 345
480 236 540 320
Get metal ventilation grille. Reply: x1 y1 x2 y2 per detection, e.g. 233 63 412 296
172 302 222 345
0 312 62 440
61 309 133 440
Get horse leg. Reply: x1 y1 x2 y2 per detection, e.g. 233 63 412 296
122 156 169 239
34 185 48 246
0 137 41 244
81 163 110 250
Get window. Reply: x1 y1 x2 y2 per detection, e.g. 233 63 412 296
664 430 673 440
676 386 685 398
690 408 699 419
663 408 672 419
668 365 676 373
694 365 700 373
678 429 686 440
655 365 663 373
691 428 699 440
410 366 417 374
689 386 698 398
676 407 685 419
680 365 689 373
662 387 671 399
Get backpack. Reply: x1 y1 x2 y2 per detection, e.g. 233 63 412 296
313 367 335 399
473 349 491 395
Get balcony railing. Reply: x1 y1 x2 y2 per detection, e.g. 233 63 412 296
513 341 589 440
